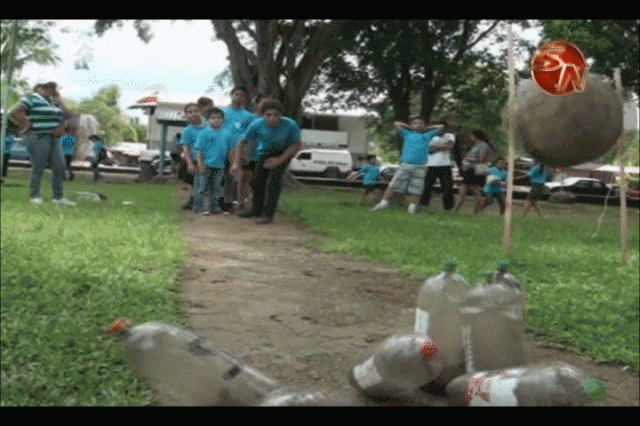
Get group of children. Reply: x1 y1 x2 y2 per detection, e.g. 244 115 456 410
351 116 547 217
177 86 302 224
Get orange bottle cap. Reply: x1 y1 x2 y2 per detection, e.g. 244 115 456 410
106 317 129 335
420 338 439 358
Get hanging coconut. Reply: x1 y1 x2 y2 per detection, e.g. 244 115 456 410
514 74 623 168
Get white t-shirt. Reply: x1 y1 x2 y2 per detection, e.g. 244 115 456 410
427 133 455 167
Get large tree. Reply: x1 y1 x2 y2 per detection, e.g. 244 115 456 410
94 20 348 120
319 20 506 124
210 20 347 120
1 20 60 78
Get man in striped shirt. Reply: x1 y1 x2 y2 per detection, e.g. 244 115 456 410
10 82 76 206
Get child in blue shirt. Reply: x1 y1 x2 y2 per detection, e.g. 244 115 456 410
178 103 207 210
523 161 547 218
90 133 106 182
193 108 233 215
373 118 443 213
59 126 76 181
479 158 508 214
350 154 380 203
222 86 256 211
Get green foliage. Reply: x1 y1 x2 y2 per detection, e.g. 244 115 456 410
1 20 60 77
1 170 186 405
279 187 639 370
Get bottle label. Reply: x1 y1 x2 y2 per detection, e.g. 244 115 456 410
352 356 383 389
414 308 430 335
465 370 524 406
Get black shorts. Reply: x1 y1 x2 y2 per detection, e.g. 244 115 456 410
242 160 256 170
528 183 545 200
462 168 486 186
363 184 377 195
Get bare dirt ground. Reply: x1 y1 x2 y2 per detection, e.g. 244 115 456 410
153 182 639 407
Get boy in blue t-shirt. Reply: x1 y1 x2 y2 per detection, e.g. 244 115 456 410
373 117 443 213
193 108 233 215
523 161 547 218
231 99 301 224
350 154 380 203
59 126 76 181
90 133 106 182
178 103 207 210
479 158 508 214
222 86 256 211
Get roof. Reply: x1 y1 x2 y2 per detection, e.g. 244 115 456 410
129 92 231 109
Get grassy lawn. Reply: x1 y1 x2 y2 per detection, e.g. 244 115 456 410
1 169 186 406
1 169 637 406
279 186 639 371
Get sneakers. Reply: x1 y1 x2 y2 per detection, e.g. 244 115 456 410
408 203 418 214
255 215 273 224
52 198 77 207
237 208 260 218
30 197 44 205
372 199 389 210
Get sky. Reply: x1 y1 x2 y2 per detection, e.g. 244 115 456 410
16 20 544 125
19 20 231 124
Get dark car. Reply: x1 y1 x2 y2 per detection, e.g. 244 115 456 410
544 177 619 202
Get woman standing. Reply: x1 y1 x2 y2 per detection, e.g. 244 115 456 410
9 82 75 206
453 129 494 214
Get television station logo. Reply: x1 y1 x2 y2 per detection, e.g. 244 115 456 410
531 41 587 96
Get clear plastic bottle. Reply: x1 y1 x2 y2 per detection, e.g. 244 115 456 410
494 261 521 289
107 318 280 406
348 333 442 400
414 260 471 386
459 269 527 373
445 361 607 406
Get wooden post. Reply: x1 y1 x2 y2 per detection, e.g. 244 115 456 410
614 68 628 265
503 24 516 254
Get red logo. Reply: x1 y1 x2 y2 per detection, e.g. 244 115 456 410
531 41 587 96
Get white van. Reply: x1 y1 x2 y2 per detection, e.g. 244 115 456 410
289 149 353 179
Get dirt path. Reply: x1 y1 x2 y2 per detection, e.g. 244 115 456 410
159 186 638 406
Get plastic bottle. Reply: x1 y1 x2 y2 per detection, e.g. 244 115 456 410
494 261 521 289
348 333 442 400
413 260 471 387
459 268 527 373
107 318 280 406
445 361 607 406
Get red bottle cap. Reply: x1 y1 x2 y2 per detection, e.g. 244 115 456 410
420 338 439 358
106 317 129 335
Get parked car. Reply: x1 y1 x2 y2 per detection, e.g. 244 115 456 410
288 149 353 179
544 177 619 201
8 139 29 161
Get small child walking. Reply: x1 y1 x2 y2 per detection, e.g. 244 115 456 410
478 158 508 215
350 154 381 204
523 161 547 218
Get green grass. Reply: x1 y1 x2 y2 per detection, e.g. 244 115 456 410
279 186 640 371
1 169 187 406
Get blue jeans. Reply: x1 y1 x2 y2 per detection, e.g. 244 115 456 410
25 132 66 200
193 167 224 213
